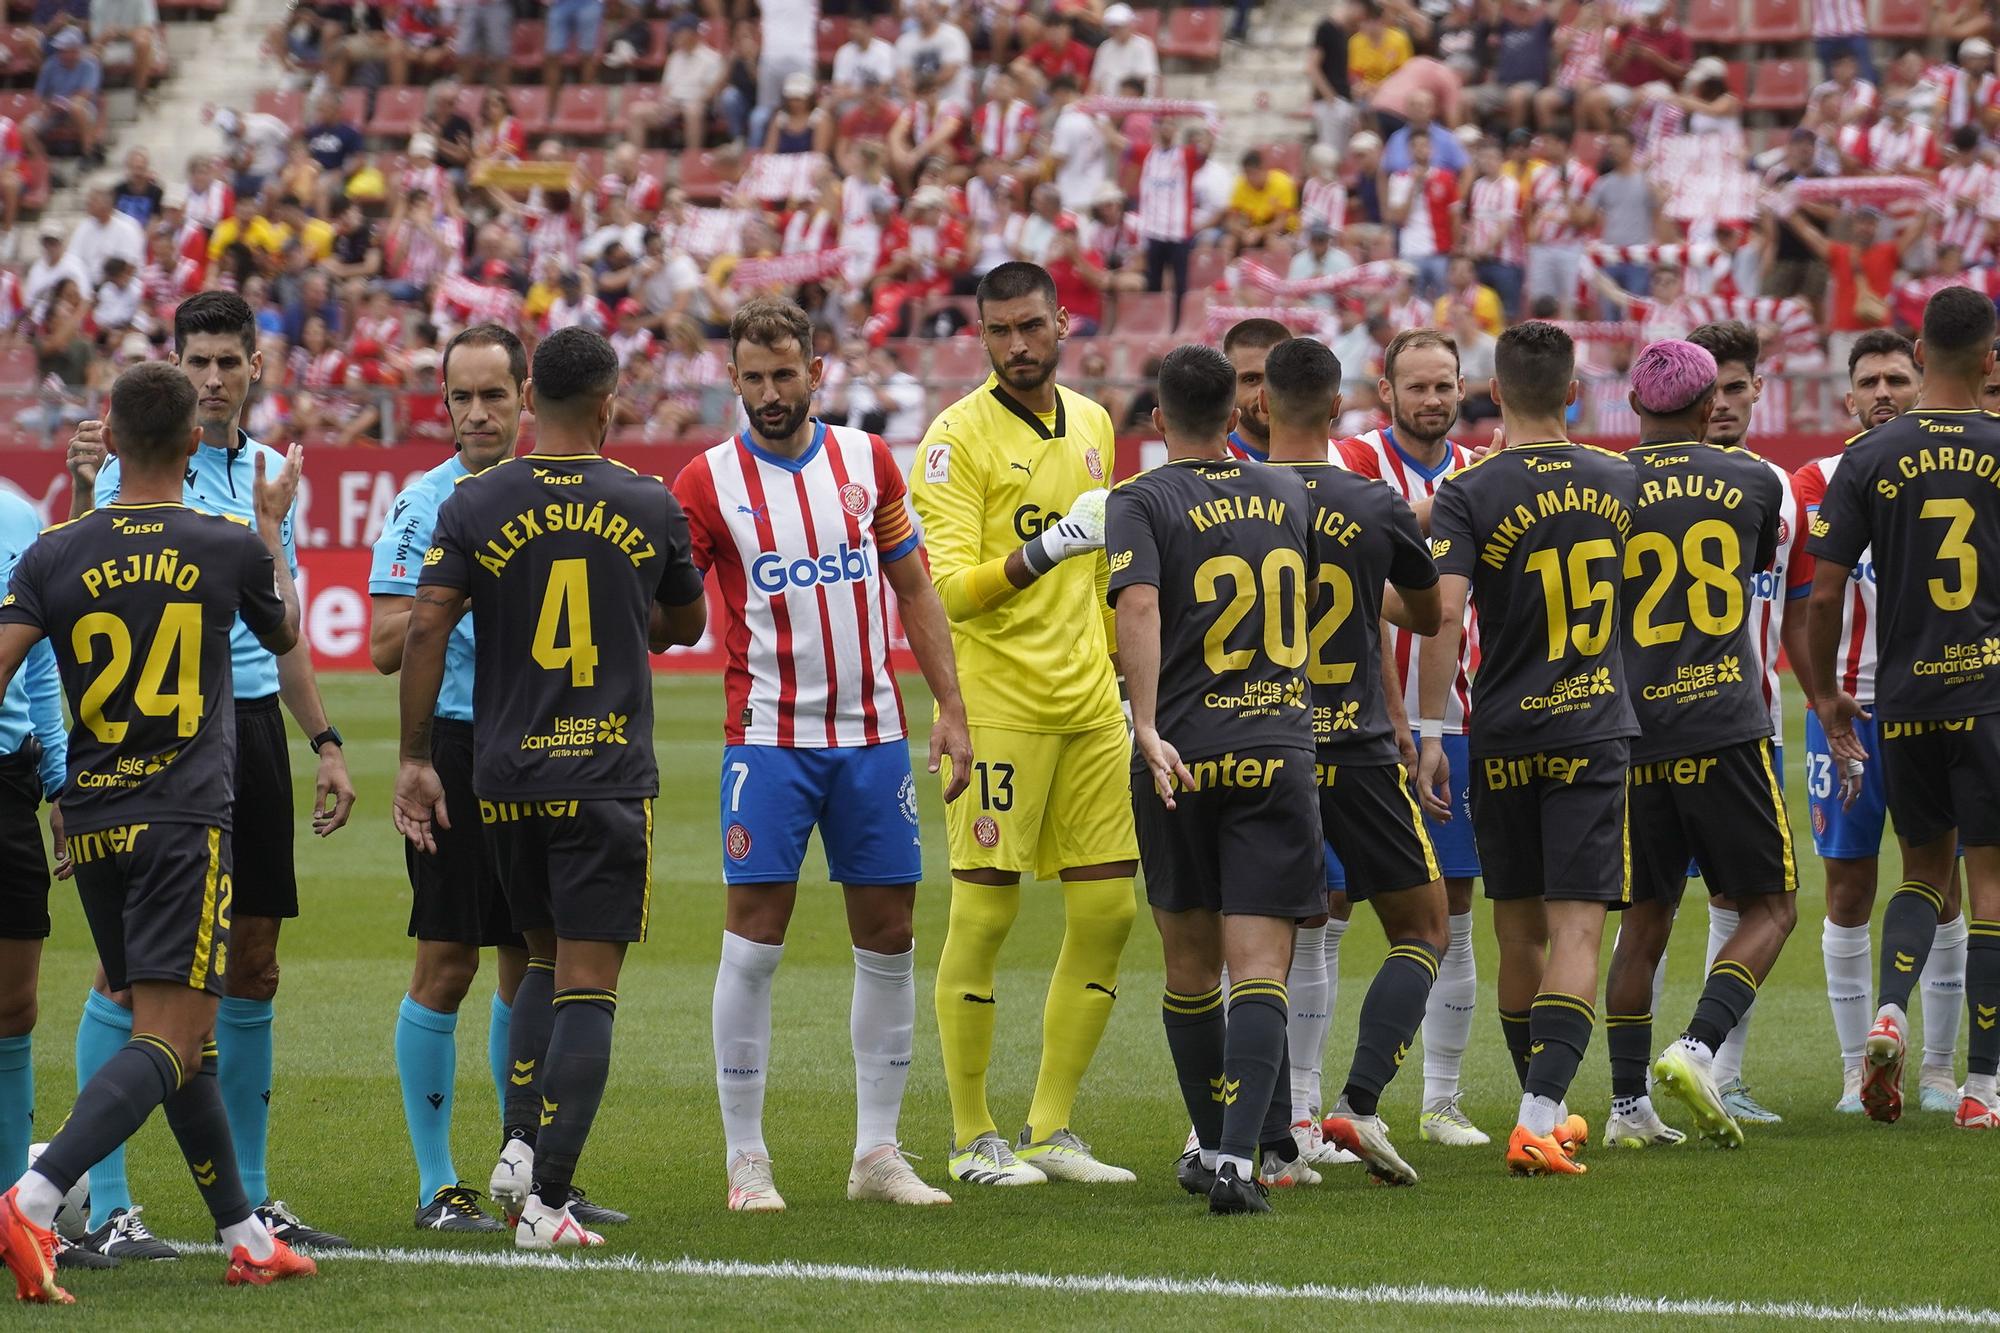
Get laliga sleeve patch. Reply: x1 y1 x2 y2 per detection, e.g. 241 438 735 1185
924 443 951 484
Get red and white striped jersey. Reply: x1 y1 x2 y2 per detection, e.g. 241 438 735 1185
1745 457 1808 736
1860 121 1940 174
1388 166 1457 259
1078 208 1141 261
1556 23 1606 89
288 345 347 391
354 312 403 350
595 170 664 218
1466 173 1524 265
1136 142 1199 242
1527 159 1595 245
0 271 19 329
1811 0 1867 35
399 162 453 206
1794 451 1878 704
904 97 969 152
1811 76 1878 123
973 97 1038 162
0 117 20 169
184 178 234 230
1936 64 1997 129
1301 175 1348 233
674 422 918 748
782 205 835 254
1938 160 2000 260
1335 428 1480 733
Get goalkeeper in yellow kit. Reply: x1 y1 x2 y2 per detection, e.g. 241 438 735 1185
908 261 1140 1186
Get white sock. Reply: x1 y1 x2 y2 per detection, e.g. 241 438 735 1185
851 944 915 1157
1519 1093 1559 1137
220 1214 275 1261
12 1170 63 1229
713 931 784 1161
1199 1148 1218 1170
1705 905 1751 1085
1218 1153 1253 1180
1967 1072 1996 1104
1823 919 1873 1063
1422 911 1477 1106
1611 1092 1652 1120
1324 914 1349 1025
1922 914 1968 1068
1677 1034 1714 1064
1287 925 1329 1122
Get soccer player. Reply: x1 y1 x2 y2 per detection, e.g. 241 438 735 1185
1109 343 1325 1214
1795 330 1968 1114
0 364 317 1303
1807 286 2000 1130
1262 337 1445 1187
1222 317 1291 464
396 327 707 1247
1420 321 1639 1176
1595 339 1795 1150
909 261 1139 1186
63 291 356 1257
0 488 65 1192
370 324 629 1233
1335 328 1489 1149
674 298 970 1211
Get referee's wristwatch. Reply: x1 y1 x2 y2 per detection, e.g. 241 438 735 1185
309 726 344 754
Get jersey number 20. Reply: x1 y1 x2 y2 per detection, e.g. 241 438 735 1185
1194 550 1350 681
533 558 600 686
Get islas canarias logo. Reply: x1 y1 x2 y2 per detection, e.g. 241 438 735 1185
1520 666 1615 714
519 713 629 754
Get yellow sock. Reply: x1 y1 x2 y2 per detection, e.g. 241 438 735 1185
934 877 1021 1146
1025 877 1137 1141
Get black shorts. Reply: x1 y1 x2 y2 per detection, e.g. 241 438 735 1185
482 797 654 943
1134 748 1325 919
0 748 50 940
1470 740 1631 904
1317 758 1440 900
230 695 298 920
1880 715 2000 847
1626 739 1796 909
70 821 232 995
408 719 524 949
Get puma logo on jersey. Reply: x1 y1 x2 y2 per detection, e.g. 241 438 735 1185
736 503 768 522
1010 461 1032 475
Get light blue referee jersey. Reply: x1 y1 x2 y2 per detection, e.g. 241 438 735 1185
0 491 68 797
368 455 475 722
95 430 301 700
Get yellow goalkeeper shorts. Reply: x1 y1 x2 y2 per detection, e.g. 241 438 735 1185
941 721 1139 881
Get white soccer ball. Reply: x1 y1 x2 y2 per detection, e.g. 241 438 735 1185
25 1143 92 1240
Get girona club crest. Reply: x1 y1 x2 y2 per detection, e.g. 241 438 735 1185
840 482 869 516
1777 517 1790 547
726 823 753 860
973 816 1000 848
1084 446 1104 481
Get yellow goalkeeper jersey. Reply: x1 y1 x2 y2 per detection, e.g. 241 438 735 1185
908 373 1122 734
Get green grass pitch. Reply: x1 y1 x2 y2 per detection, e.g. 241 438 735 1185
20 674 1995 1329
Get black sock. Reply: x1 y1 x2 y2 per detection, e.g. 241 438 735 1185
1259 1045 1297 1165
504 957 555 1150
33 1036 181 1195
1220 980 1288 1163
1162 986 1226 1151
1968 922 2000 1078
1879 881 1945 1011
1340 940 1438 1117
161 1040 252 1229
1524 992 1595 1103
1499 1008 1532 1089
1605 1013 1652 1101
530 989 617 1210
1685 960 1759 1052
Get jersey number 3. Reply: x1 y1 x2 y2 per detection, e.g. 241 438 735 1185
533 557 600 686
72 605 203 744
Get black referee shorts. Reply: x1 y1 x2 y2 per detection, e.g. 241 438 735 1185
0 747 50 940
1134 747 1326 920
71 821 233 994
1316 759 1441 900
1626 738 1796 909
482 797 655 943
1880 714 2000 847
231 694 299 920
1471 739 1631 904
408 719 524 949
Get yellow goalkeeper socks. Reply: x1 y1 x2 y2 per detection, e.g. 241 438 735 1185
934 877 1021 1145
1025 877 1137 1141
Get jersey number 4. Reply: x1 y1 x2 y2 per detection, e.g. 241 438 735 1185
72 605 203 744
533 558 600 686
1194 550 1354 683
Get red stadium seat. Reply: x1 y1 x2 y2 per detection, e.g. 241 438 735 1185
340 88 369 128
1186 247 1227 292
1178 289 1211 332
254 87 304 129
870 15 899 43
1683 0 1743 43
1131 8 1162 40
1160 7 1221 64
1742 0 1806 41
552 84 611 139
678 148 726 201
367 86 426 141
0 347 36 389
510 21 546 73
507 86 553 135
1873 0 1928 36
698 18 728 50
930 338 990 383
816 17 843 67
1748 58 1811 112
1111 291 1174 336
1723 60 1749 100
453 86 484 121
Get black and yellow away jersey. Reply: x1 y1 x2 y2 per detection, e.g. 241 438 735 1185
1809 407 2000 722
1269 459 1438 763
0 503 286 834
1623 441 1782 763
1429 440 1641 757
1106 457 1318 760
421 452 705 800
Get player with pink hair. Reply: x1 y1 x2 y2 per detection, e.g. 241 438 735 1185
1628 339 1720 417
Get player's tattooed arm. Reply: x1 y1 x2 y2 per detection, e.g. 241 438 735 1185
885 545 973 802
1415 574 1468 822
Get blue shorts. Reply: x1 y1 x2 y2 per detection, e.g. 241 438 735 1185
546 0 603 56
1327 733 1479 891
719 743 923 886
1806 713 1888 860
1690 742 1783 883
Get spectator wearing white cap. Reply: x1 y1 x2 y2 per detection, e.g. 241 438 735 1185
1938 38 1996 133
764 71 833 156
1088 4 1157 96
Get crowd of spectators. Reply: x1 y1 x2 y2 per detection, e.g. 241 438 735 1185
5 0 2000 446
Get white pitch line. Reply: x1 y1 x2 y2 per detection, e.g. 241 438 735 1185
168 1243 2000 1327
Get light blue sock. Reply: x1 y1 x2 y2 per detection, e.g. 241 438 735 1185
396 995 460 1207
0 1033 30 1182
488 993 512 1129
75 989 133 1225
215 996 275 1205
